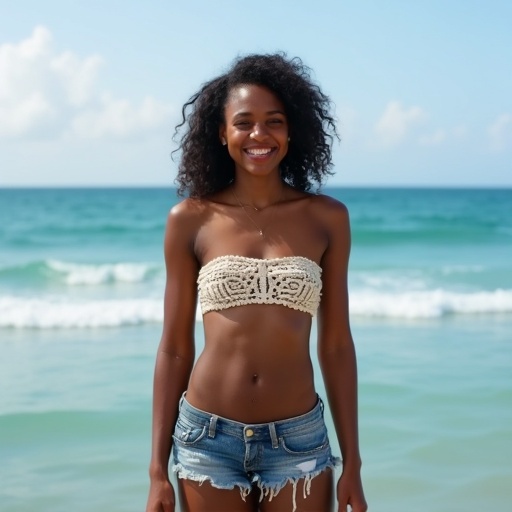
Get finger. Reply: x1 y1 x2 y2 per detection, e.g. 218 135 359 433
351 501 367 512
337 493 349 512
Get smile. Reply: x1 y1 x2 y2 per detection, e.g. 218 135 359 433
244 148 275 156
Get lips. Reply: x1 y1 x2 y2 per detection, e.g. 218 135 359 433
243 147 276 157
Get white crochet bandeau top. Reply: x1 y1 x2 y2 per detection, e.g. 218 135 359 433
197 255 322 317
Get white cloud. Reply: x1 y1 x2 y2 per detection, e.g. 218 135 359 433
418 125 468 146
373 101 426 148
50 50 103 107
0 26 172 140
71 95 172 139
0 91 54 137
488 114 512 151
419 129 446 146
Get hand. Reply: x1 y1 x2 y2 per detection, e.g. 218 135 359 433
336 469 367 512
146 477 176 512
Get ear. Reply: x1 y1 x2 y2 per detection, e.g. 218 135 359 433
219 126 227 146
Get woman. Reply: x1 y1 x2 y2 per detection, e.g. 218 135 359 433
146 53 367 512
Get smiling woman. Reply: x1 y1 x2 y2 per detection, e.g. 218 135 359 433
221 85 289 183
146 53 367 512
172 53 336 198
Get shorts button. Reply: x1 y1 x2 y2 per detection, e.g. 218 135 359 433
245 428 254 437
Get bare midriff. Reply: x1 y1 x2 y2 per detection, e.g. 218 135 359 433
185 303 318 423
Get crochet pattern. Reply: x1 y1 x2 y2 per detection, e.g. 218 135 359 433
197 255 322 316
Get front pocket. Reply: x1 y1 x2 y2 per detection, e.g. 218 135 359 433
173 422 208 446
280 427 329 455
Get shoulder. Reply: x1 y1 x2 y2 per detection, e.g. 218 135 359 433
168 197 207 219
308 193 350 233
285 188 348 216
164 197 212 254
309 193 349 214
166 197 211 230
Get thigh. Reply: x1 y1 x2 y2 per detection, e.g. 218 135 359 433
259 469 334 512
178 479 259 512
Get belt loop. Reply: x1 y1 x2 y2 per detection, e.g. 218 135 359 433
269 422 278 449
178 393 185 411
208 415 218 438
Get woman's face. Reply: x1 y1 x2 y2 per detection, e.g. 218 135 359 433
220 84 289 178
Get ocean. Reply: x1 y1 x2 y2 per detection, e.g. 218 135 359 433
0 187 511 511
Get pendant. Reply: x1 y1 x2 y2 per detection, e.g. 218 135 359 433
259 230 263 236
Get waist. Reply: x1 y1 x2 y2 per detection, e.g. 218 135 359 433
178 393 325 440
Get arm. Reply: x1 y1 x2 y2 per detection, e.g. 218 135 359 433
317 199 367 512
146 201 199 512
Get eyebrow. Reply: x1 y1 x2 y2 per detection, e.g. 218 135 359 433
232 109 286 118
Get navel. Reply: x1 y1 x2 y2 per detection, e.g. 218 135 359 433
251 373 259 384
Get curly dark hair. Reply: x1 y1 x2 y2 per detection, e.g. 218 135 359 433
173 52 338 197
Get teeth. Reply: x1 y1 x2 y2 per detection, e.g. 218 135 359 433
246 148 272 155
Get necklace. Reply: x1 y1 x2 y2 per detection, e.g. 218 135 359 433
231 186 284 237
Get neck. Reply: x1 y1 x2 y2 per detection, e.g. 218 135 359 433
231 173 285 210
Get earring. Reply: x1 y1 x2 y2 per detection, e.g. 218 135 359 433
221 137 227 146
288 137 291 142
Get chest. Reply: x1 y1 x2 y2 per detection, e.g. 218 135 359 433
195 205 328 266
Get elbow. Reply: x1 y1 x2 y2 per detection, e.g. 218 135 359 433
159 347 195 368
158 336 195 369
317 335 355 368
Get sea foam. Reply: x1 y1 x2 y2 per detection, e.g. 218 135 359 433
350 288 512 318
47 260 158 285
0 296 162 329
0 260 159 286
1 288 512 329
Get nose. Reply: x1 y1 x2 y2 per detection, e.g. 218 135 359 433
249 123 269 140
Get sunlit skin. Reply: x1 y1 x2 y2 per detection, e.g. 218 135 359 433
146 84 367 511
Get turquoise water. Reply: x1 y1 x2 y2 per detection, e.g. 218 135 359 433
1 187 511 511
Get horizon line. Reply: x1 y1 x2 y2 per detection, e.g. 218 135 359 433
1 184 511 190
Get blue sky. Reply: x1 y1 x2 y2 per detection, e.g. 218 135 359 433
1 0 511 187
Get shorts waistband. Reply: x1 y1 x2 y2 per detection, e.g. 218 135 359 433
178 394 325 447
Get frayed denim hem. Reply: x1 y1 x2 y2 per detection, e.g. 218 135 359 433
173 456 341 512
255 456 342 512
172 462 253 502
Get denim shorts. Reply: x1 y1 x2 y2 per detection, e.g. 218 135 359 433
171 394 341 511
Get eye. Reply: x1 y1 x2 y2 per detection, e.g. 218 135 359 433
268 118 284 125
